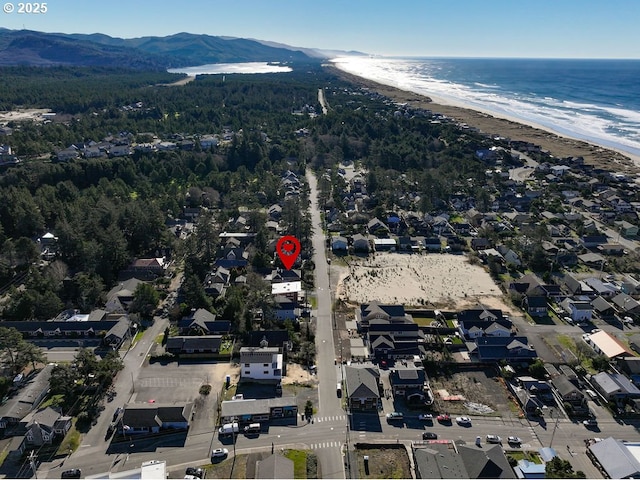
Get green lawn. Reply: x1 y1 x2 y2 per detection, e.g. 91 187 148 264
284 449 308 479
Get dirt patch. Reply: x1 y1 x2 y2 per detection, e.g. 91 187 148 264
355 444 412 479
337 253 510 311
429 368 510 416
282 363 318 386
0 108 52 123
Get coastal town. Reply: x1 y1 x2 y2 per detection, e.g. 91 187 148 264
0 65 639 480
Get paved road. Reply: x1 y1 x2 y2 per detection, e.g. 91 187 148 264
307 169 346 478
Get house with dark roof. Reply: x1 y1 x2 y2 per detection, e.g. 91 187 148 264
165 336 223 356
456 308 503 323
178 308 230 335
105 278 145 313
591 296 616 317
344 366 380 412
358 302 410 330
457 319 512 340
215 247 249 269
0 366 53 432
552 375 586 412
612 293 640 315
469 336 537 362
413 442 515 479
247 330 291 351
389 368 433 404
524 295 548 318
367 318 425 360
103 317 131 350
119 403 193 436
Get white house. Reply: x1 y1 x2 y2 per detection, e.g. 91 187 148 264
560 298 593 322
239 347 283 381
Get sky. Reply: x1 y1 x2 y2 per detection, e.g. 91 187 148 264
2 0 640 58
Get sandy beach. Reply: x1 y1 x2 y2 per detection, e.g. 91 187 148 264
329 65 640 174
336 252 519 315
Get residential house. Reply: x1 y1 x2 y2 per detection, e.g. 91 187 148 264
591 372 640 402
103 317 131 350
215 247 249 269
389 368 433 404
0 366 53 432
413 442 515 480
552 375 586 412
471 237 491 251
247 330 291 352
178 311 230 336
105 278 145 313
457 319 512 340
468 336 537 362
560 298 593 322
352 234 371 253
119 403 193 435
578 252 607 268
561 274 594 296
165 336 222 355
588 437 640 479
21 407 71 446
580 235 609 249
129 257 168 277
367 318 425 360
358 302 412 331
423 237 442 252
612 293 640 315
367 218 389 236
584 277 618 298
615 220 638 238
524 295 548 318
457 308 503 324
344 366 381 412
239 347 283 382
591 296 616 318
598 243 626 255
273 296 298 321
331 236 348 253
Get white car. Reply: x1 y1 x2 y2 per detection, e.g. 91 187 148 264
486 434 502 444
418 414 433 421
507 436 522 445
211 448 229 458
455 416 471 426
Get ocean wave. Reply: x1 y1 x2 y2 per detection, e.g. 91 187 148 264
332 56 640 157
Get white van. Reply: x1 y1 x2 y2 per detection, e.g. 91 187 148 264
244 423 261 434
218 422 239 435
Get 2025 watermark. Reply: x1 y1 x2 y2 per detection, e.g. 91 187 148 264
3 3 48 14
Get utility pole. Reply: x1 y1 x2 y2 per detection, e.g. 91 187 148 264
28 450 38 479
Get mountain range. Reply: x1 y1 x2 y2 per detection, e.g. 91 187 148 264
0 28 359 69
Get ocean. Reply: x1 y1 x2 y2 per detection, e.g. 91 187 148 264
332 56 640 158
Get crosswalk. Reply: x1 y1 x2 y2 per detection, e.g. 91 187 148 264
314 415 347 423
309 441 342 450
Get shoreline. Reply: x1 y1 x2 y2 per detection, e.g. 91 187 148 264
327 63 640 175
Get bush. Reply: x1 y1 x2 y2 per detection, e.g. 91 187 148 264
199 384 212 395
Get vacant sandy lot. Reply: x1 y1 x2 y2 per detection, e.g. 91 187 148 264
0 108 52 123
336 252 517 313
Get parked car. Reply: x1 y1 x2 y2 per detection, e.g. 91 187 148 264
61 469 82 479
436 414 451 423
386 412 404 421
486 435 502 444
507 436 522 445
418 414 433 421
455 416 471 426
422 431 438 440
211 448 229 458
112 407 123 422
185 467 204 478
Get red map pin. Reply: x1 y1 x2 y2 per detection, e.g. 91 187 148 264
276 235 301 270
